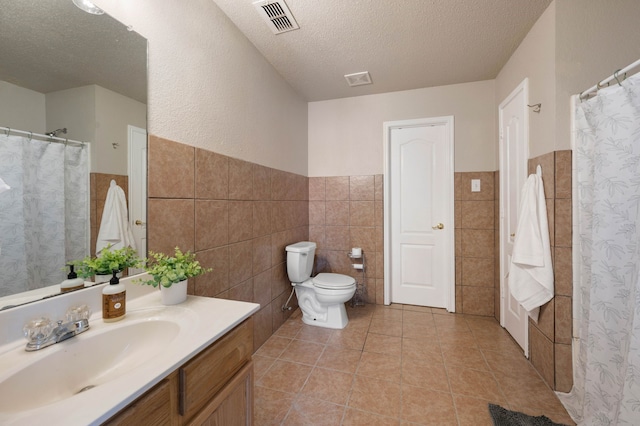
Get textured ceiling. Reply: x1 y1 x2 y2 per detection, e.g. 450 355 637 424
212 0 552 101
0 0 146 103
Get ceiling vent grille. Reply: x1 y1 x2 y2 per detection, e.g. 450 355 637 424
253 0 300 35
344 71 373 87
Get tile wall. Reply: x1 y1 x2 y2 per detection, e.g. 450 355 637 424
454 172 496 316
308 175 384 304
90 173 128 258
146 135 309 350
527 150 573 392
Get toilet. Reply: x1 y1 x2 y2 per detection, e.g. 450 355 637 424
285 241 356 329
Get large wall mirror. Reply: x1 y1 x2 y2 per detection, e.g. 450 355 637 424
0 0 147 309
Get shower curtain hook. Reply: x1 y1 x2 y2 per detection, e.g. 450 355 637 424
28 131 33 141
4 127 10 136
614 69 623 86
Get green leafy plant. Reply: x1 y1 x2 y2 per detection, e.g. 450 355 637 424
73 245 141 278
137 247 212 288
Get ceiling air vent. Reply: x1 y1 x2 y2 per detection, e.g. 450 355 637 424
253 0 300 35
344 71 373 87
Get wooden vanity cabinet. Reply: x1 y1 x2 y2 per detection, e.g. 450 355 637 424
104 318 254 426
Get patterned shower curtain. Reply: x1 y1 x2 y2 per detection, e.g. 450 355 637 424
0 134 88 297
558 72 640 424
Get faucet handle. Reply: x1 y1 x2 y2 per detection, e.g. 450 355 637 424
23 317 54 344
66 304 91 322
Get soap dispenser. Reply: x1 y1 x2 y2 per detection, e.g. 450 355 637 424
60 264 84 293
102 270 126 322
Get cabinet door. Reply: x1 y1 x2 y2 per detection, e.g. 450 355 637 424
188 361 253 426
179 318 253 423
104 374 178 425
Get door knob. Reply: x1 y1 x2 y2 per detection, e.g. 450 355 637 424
432 223 444 230
510 233 515 237
135 220 146 226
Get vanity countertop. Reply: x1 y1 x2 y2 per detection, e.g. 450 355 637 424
0 289 260 425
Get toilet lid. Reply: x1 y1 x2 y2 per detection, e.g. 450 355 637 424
312 273 356 289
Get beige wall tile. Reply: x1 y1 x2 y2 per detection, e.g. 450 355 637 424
555 296 572 345
461 257 494 287
535 299 555 341
195 148 228 200
555 343 573 392
374 174 384 201
350 201 375 226
555 150 572 199
461 200 494 229
350 175 375 200
195 200 229 251
530 152 555 199
253 269 272 308
529 325 555 388
193 246 229 297
308 225 326 250
461 229 494 258
229 157 253 200
253 164 272 201
350 227 377 254
148 198 194 255
148 135 194 198
309 177 326 201
375 201 383 227
229 201 253 243
457 172 494 201
462 286 494 316
546 198 555 247
325 176 350 200
554 247 572 296
325 226 350 251
253 234 273 275
308 201 326 225
252 305 273 351
228 240 253 286
555 198 572 247
229 277 254 303
253 201 272 238
325 200 349 225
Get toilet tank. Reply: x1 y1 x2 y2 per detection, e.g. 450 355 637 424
285 241 317 283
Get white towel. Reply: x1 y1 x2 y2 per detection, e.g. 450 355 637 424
508 168 554 322
96 180 136 255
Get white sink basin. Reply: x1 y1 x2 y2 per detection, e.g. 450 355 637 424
0 310 186 413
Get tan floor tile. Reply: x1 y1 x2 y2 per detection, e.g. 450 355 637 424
328 328 368 351
348 314 373 331
256 359 313 394
403 305 433 313
369 317 404 336
438 330 478 350
401 359 450 392
279 339 325 366
434 314 470 332
342 408 401 425
255 336 292 358
402 310 435 325
253 355 276 380
254 385 295 426
274 320 304 338
317 345 362 374
446 366 506 403
482 348 538 379
402 337 443 365
494 370 567 416
357 351 402 382
402 322 438 340
283 395 346 425
364 332 402 356
373 306 405 321
454 395 496 426
349 375 402 418
300 367 354 405
401 385 457 425
442 346 488 370
296 324 335 344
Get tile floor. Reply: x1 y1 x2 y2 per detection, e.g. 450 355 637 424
253 303 575 425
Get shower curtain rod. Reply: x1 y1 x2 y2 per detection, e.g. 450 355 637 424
1 126 87 147
580 57 640 100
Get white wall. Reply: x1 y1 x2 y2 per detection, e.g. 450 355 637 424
46 86 96 144
94 86 146 175
0 81 46 133
495 3 556 160
555 0 640 150
95 0 309 176
308 80 496 176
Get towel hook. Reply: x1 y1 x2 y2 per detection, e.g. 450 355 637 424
528 103 542 113
4 127 10 136
536 164 542 177
112 142 119 149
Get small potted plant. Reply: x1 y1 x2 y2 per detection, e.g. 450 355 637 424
137 247 211 305
74 245 141 283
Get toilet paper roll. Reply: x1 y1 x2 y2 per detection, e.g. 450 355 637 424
351 247 362 257
352 263 364 270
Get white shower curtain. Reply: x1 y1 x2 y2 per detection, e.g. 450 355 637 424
0 134 88 297
558 72 640 424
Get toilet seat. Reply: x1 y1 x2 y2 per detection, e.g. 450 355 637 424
312 273 356 290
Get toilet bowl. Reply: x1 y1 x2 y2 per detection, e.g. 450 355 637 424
285 242 356 329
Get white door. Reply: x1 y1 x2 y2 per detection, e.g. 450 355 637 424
384 117 454 309
499 80 529 355
128 125 147 275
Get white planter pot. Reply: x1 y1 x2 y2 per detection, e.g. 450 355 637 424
160 280 188 305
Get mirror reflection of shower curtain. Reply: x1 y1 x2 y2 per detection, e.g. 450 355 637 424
0 134 88 297
558 72 640 424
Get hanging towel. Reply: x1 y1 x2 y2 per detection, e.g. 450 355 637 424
508 167 554 322
96 180 136 255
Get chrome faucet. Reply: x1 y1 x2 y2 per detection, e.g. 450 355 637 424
23 305 91 351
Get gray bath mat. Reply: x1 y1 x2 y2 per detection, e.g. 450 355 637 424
488 404 568 426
